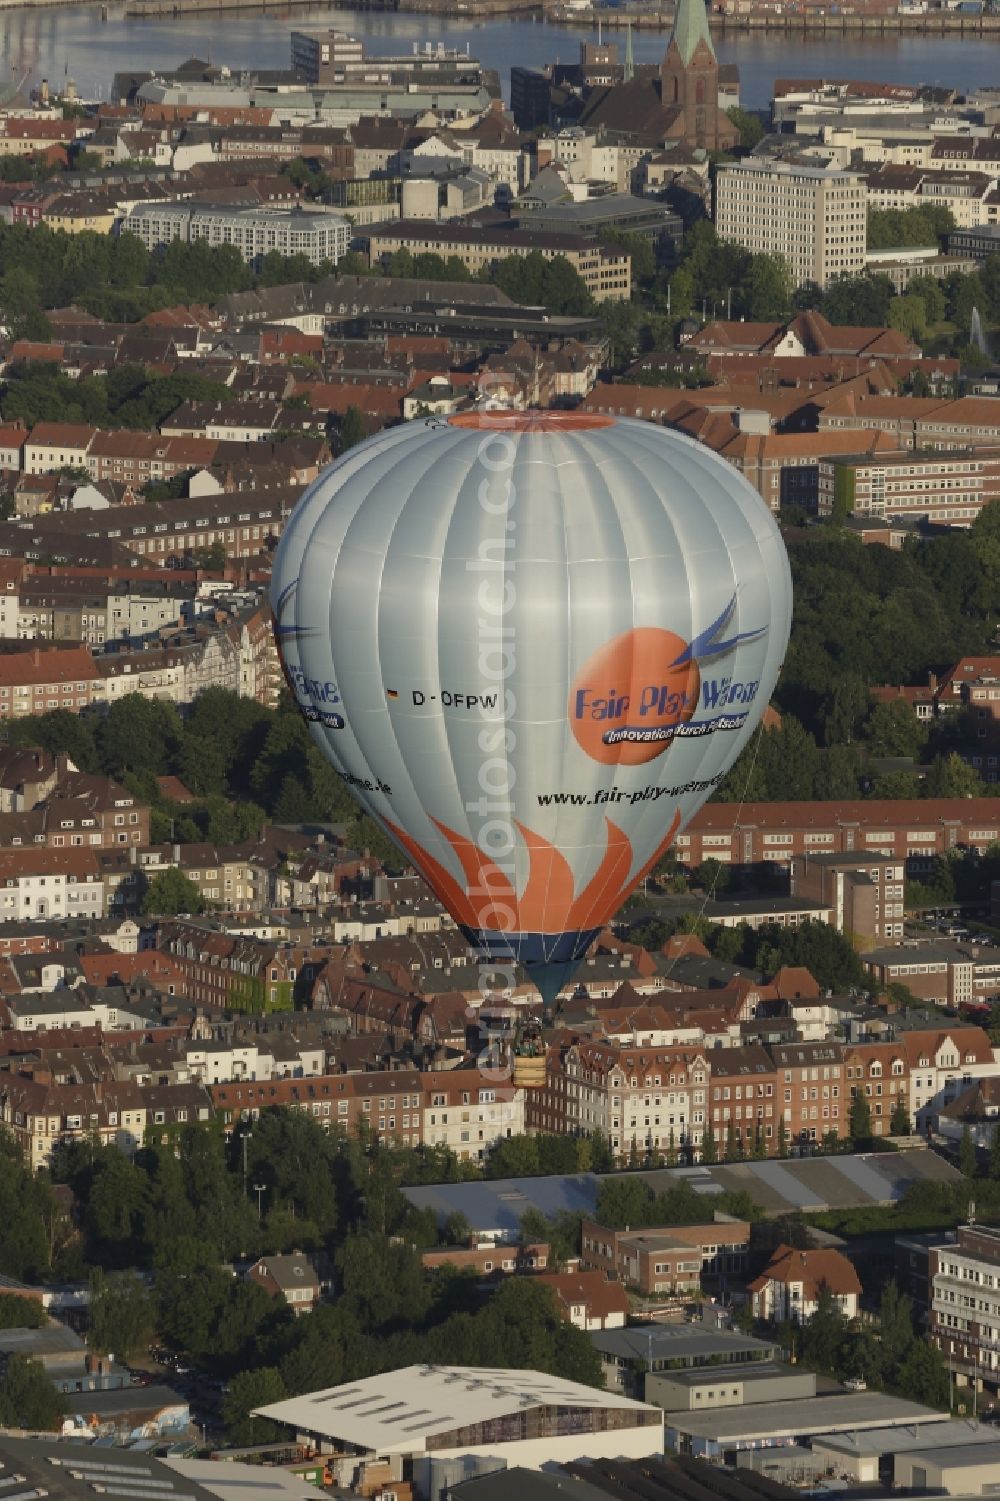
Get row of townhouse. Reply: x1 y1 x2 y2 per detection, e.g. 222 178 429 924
211 1064 525 1162
0 422 221 483
9 575 196 648
17 489 300 565
155 921 304 1012
0 1071 213 1171
0 604 280 719
677 797 1000 872
0 769 150 851
526 1026 998 1160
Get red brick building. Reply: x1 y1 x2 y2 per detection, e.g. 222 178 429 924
843 1039 909 1137
706 1044 779 1155
580 1219 750 1296
770 1041 846 1147
678 798 1000 872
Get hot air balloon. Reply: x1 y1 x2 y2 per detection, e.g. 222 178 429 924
271 412 792 1017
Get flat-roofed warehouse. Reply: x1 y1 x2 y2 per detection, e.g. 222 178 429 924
591 1326 779 1400
253 1365 664 1484
401 1150 962 1242
813 1418 1000 1485
894 1437 1000 1494
665 1393 951 1459
647 1362 816 1412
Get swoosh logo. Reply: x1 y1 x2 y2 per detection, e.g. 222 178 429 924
272 578 318 641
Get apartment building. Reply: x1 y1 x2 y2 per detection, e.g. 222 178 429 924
865 164 996 229
34 491 299 564
897 1027 998 1132
129 842 270 912
170 1037 326 1086
421 1068 525 1162
843 1039 909 1136
85 431 219 487
818 448 1000 527
0 647 101 720
715 160 867 289
790 851 906 947
930 1223 1000 1397
676 798 1000 872
212 1068 522 1160
125 202 352 268
706 1046 779 1155
0 1067 214 1170
12 578 193 647
22 423 97 476
212 1069 425 1148
0 848 105 923
533 1042 710 1161
362 220 632 302
0 771 149 851
0 747 65 812
155 921 299 1011
770 1042 846 1146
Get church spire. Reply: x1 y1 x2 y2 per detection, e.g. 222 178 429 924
668 0 717 66
623 20 634 82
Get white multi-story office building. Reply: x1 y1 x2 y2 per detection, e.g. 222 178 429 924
930 1223 1000 1398
124 202 352 268
715 159 867 289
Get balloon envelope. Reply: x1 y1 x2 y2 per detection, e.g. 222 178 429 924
271 413 792 1006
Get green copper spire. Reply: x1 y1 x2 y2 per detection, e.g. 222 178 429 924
623 20 634 82
669 0 717 66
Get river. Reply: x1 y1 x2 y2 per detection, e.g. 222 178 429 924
0 3 997 110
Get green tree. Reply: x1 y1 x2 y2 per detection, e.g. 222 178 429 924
801 1283 847 1371
890 1099 910 1136
223 1367 288 1445
923 753 983 800
887 292 927 340
726 106 765 151
0 1355 64 1429
336 405 366 454
338 1232 430 1329
896 1339 950 1407
701 1123 718 1165
0 1295 45 1329
696 856 730 895
863 699 927 759
96 695 183 778
849 1089 872 1145
141 868 205 917
87 1270 156 1360
741 252 792 321
484 1135 541 1179
959 1124 977 1179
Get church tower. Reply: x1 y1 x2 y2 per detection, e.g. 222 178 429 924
660 0 722 149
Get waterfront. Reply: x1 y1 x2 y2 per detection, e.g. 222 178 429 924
0 3 997 107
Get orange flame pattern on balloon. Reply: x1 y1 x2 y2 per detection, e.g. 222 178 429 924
384 810 682 935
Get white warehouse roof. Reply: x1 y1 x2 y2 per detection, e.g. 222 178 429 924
667 1394 951 1443
253 1364 658 1455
